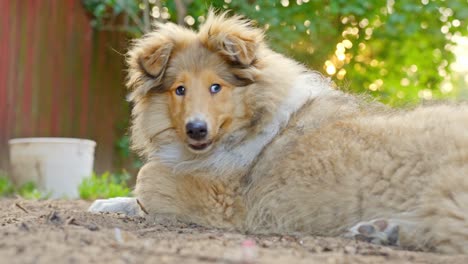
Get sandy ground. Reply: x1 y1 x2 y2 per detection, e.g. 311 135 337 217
0 199 467 264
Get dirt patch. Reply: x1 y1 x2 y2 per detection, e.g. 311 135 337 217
0 199 466 264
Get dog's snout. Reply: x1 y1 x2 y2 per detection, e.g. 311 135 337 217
186 120 208 140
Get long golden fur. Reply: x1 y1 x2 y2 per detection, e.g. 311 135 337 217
94 11 468 254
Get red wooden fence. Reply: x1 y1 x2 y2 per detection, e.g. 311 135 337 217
0 1 130 173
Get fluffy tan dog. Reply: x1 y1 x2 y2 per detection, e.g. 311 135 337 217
90 11 468 254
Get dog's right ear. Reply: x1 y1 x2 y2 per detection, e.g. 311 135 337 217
126 33 174 101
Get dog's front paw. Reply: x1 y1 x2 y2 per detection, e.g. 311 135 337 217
88 197 145 217
344 219 400 246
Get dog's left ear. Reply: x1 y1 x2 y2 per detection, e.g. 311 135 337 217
126 34 174 102
199 11 264 68
126 23 197 101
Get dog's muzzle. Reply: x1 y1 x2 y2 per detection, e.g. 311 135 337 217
186 120 208 140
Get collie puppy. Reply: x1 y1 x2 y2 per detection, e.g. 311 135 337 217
90 11 468 254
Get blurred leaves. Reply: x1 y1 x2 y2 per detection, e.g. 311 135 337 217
16 182 47 200
79 171 132 200
82 0 468 106
1 171 131 200
0 175 14 197
116 135 143 169
0 174 49 199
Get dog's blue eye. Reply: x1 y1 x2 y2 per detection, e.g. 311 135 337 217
175 86 185 96
210 84 222 94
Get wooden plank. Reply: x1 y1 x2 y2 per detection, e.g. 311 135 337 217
30 0 42 137
21 0 36 137
0 0 130 172
0 0 10 169
38 0 54 137
49 0 60 136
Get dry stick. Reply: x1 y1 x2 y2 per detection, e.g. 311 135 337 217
66 217 77 225
174 0 187 25
136 199 149 215
142 0 151 33
15 203 29 214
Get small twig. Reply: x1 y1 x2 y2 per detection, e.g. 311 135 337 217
66 217 77 225
15 203 29 214
136 199 149 215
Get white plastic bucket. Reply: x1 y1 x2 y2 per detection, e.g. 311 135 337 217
9 137 96 198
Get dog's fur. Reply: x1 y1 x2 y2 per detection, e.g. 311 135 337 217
125 12 468 254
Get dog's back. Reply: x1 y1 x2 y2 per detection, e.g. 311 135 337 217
244 100 468 252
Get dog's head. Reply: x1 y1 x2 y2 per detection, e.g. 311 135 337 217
127 11 265 155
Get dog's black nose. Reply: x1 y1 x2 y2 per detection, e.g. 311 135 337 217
186 120 208 140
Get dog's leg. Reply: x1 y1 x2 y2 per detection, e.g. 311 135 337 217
345 212 468 254
135 161 245 229
345 167 468 253
344 219 400 246
344 218 400 246
88 197 144 216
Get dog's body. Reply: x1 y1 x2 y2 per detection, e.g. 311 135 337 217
90 12 468 253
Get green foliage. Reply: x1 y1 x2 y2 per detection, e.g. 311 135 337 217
16 182 47 200
116 134 143 169
0 175 15 197
83 0 467 107
0 173 49 199
0 171 131 200
82 0 150 34
79 171 132 200
224 0 468 106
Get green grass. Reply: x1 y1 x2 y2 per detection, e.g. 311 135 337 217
78 171 132 200
16 182 47 199
0 171 48 199
0 175 15 197
0 170 132 200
